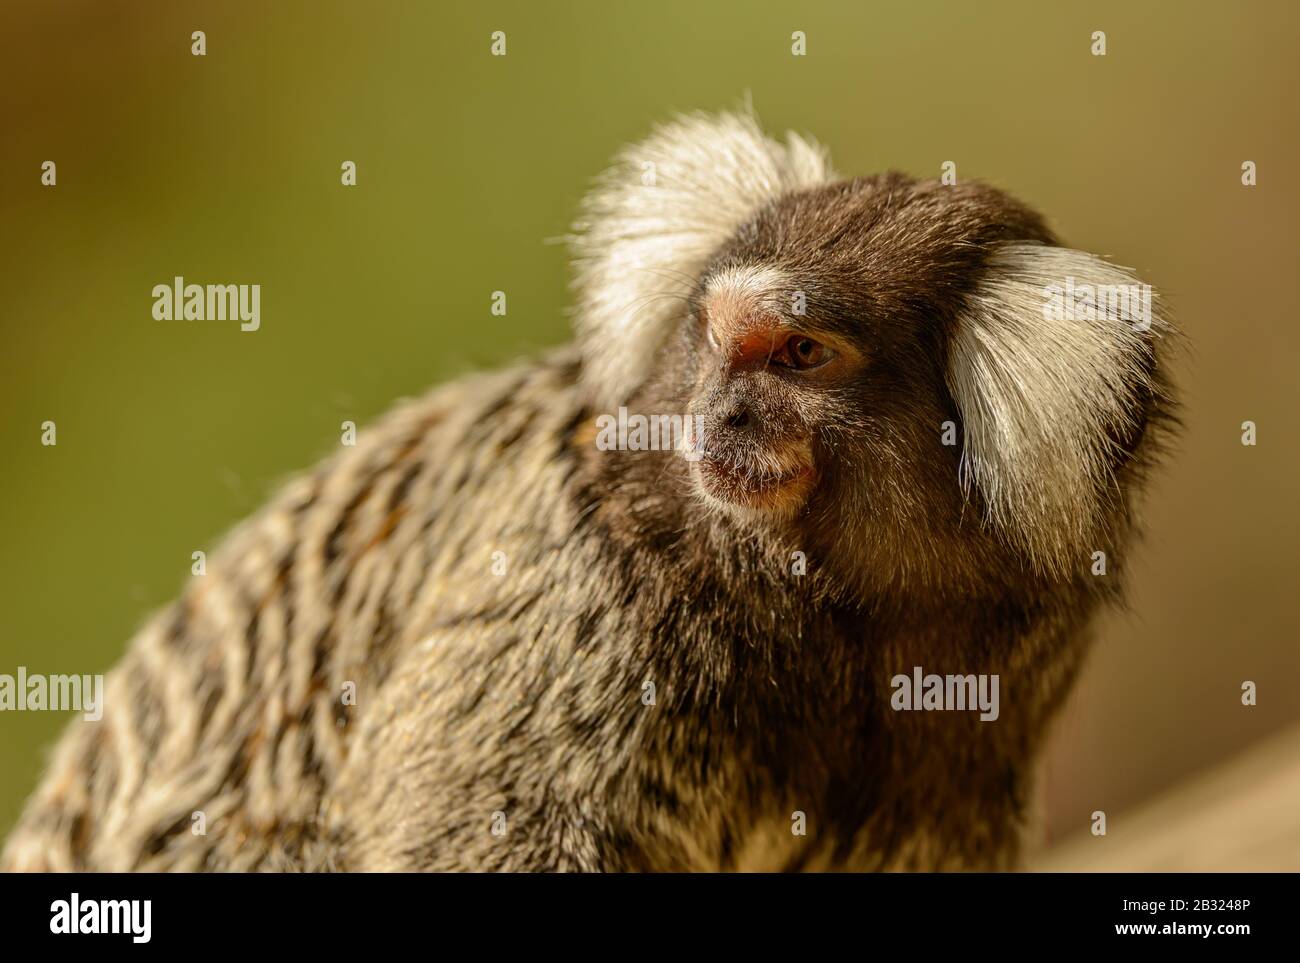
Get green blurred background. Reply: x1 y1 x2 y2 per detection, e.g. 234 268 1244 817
2 1 1297 851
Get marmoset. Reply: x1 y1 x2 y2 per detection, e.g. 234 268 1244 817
2 111 1175 872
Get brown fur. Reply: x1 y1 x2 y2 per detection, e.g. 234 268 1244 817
1 119 1176 872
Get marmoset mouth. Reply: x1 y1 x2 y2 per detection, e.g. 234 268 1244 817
693 454 816 512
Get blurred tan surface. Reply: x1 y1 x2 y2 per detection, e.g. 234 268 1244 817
1035 721 1300 871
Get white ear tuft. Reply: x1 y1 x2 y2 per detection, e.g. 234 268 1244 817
946 243 1169 573
569 110 834 409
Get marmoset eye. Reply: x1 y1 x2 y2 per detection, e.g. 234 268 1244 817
787 335 831 369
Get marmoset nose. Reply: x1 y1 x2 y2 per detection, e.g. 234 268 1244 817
723 405 751 430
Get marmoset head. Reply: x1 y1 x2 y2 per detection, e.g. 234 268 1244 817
571 111 1173 592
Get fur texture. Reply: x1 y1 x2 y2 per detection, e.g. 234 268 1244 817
2 111 1176 872
948 244 1169 573
571 110 833 410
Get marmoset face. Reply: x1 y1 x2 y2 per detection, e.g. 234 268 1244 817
576 115 1167 583
678 175 1049 528
683 261 863 519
